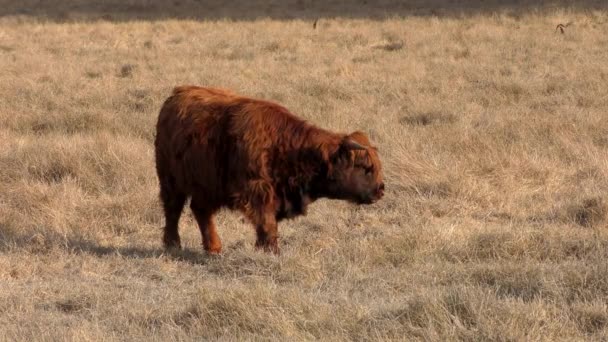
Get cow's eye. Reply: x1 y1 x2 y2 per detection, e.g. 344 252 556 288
364 166 373 175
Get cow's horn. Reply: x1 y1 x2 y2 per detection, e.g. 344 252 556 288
343 138 368 150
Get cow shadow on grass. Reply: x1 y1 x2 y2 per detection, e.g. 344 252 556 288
66 238 211 263
1 0 606 23
0 227 217 265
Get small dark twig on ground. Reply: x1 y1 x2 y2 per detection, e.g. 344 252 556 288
556 21 573 34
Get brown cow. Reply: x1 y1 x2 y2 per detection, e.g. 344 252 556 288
154 85 384 255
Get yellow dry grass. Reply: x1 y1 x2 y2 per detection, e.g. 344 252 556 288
1 2 608 340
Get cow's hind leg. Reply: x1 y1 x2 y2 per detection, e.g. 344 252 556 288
159 182 187 249
190 199 222 254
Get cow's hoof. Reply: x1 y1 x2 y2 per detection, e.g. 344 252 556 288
163 235 181 250
205 247 222 255
255 241 280 255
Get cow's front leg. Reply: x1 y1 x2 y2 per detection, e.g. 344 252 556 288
244 180 280 255
255 211 279 255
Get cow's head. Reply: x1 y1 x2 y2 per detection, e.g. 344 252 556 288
322 131 385 204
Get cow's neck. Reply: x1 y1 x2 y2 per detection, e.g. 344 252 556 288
272 123 345 221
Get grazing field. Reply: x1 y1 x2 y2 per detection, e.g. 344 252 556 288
2 2 608 340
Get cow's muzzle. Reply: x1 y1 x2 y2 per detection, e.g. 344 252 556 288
357 182 385 204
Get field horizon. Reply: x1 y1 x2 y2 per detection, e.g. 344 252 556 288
1 2 608 341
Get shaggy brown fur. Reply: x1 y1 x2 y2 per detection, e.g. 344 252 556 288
154 85 384 254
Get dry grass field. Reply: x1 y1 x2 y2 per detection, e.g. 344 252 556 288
2 1 608 340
